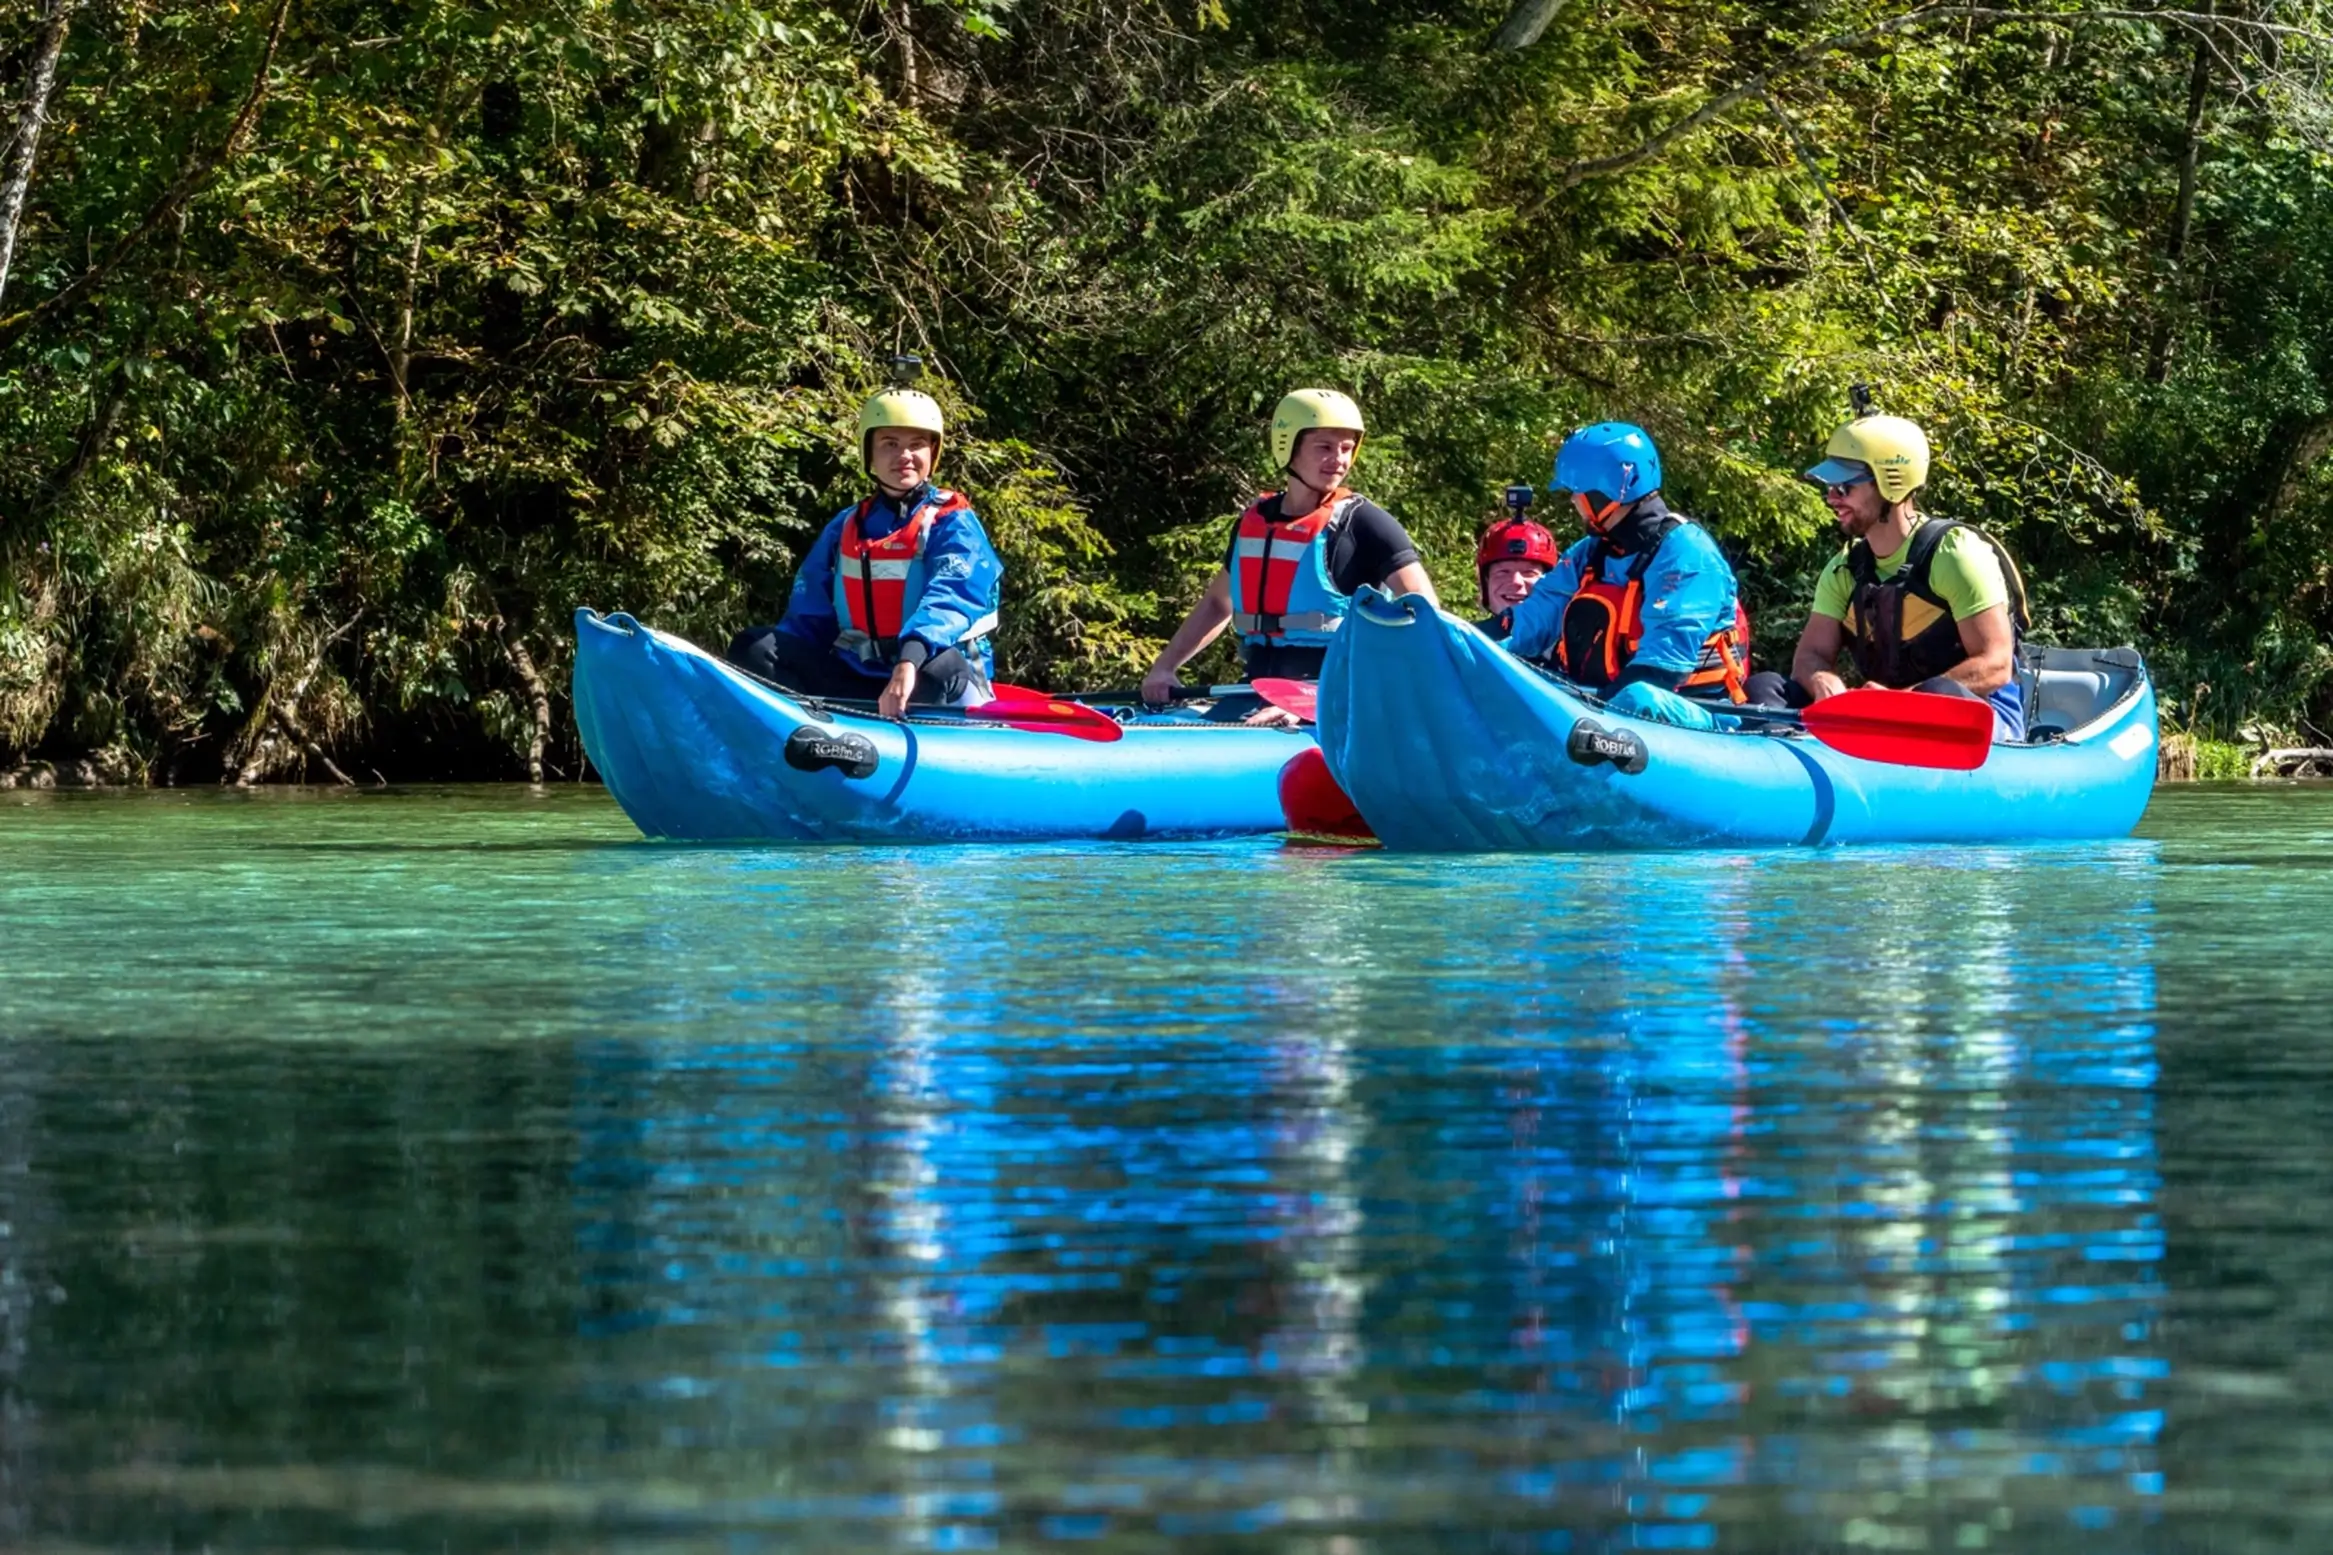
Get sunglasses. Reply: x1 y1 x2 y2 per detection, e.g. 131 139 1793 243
1823 472 1876 498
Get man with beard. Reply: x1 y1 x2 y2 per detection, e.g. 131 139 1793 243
1747 413 2029 740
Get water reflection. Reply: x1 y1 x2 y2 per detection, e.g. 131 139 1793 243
553 844 2166 1550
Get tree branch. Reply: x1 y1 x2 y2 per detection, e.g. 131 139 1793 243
1761 86 1889 295
0 0 292 348
268 701 355 785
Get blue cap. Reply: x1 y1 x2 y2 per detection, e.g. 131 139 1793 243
1803 457 1874 488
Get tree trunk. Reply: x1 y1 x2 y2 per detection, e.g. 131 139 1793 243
1490 0 1571 51
391 194 423 422
2213 411 2333 627
2148 14 2215 385
2264 415 2333 532
0 0 76 308
499 622 552 783
893 0 919 100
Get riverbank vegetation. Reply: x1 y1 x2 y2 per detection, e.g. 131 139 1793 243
7 0 2333 781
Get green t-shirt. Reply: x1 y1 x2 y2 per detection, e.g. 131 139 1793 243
1810 517 2009 624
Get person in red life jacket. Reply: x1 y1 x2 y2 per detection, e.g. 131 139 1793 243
1504 422 1751 731
727 371 1003 718
1475 488 1562 640
1745 410 2029 740
1138 389 1438 722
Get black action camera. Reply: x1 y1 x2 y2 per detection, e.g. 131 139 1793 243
889 354 924 387
1503 484 1535 513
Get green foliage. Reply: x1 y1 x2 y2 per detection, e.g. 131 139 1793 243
7 0 2333 776
2191 738 2253 783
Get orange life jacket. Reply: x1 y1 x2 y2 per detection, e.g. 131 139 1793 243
1556 529 1751 702
833 489 976 664
1227 489 1355 646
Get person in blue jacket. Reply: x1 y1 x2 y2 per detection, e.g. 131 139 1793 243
728 375 1004 717
1505 423 1751 730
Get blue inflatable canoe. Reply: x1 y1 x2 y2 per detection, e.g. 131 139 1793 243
1315 591 2158 851
573 609 1305 842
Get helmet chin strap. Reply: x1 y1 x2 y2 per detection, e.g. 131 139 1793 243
1573 491 1629 532
871 468 932 503
1283 464 1337 514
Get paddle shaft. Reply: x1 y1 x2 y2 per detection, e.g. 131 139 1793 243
1062 684 1262 705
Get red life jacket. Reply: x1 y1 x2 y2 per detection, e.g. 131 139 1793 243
1228 489 1355 645
833 489 974 663
1556 528 1751 702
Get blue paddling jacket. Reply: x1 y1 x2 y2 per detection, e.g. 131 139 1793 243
1506 503 1747 698
777 483 1003 680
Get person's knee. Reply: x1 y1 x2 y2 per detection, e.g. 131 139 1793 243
1608 681 1719 731
1911 675 1980 700
1744 670 1811 709
730 625 855 696
726 625 784 678
915 648 984 705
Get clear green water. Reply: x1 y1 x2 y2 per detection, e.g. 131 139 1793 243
3 784 2331 1552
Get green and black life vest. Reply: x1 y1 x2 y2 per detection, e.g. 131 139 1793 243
1841 518 2029 689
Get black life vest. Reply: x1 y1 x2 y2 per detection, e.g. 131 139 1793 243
1841 519 2028 689
1556 520 1751 702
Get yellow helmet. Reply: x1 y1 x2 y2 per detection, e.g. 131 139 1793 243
858 387 946 473
1270 388 1365 471
1805 415 1930 504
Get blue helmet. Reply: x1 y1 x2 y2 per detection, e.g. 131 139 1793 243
1552 422 1662 504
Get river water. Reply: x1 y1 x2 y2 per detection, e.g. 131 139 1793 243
1 784 2328 1552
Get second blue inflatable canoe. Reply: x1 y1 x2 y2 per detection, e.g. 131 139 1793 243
1315 590 2158 851
574 609 1306 842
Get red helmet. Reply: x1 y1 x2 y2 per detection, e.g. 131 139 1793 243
1476 519 1562 586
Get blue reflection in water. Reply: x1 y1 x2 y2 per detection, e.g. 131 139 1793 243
568 845 2163 1550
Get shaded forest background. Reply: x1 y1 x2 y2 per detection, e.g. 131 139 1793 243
6 0 2333 782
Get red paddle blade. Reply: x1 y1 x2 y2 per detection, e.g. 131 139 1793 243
1278 746 1375 840
967 684 1125 743
1250 677 1319 722
1800 687 1995 770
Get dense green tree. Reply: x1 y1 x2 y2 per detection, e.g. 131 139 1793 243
4 0 2332 780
